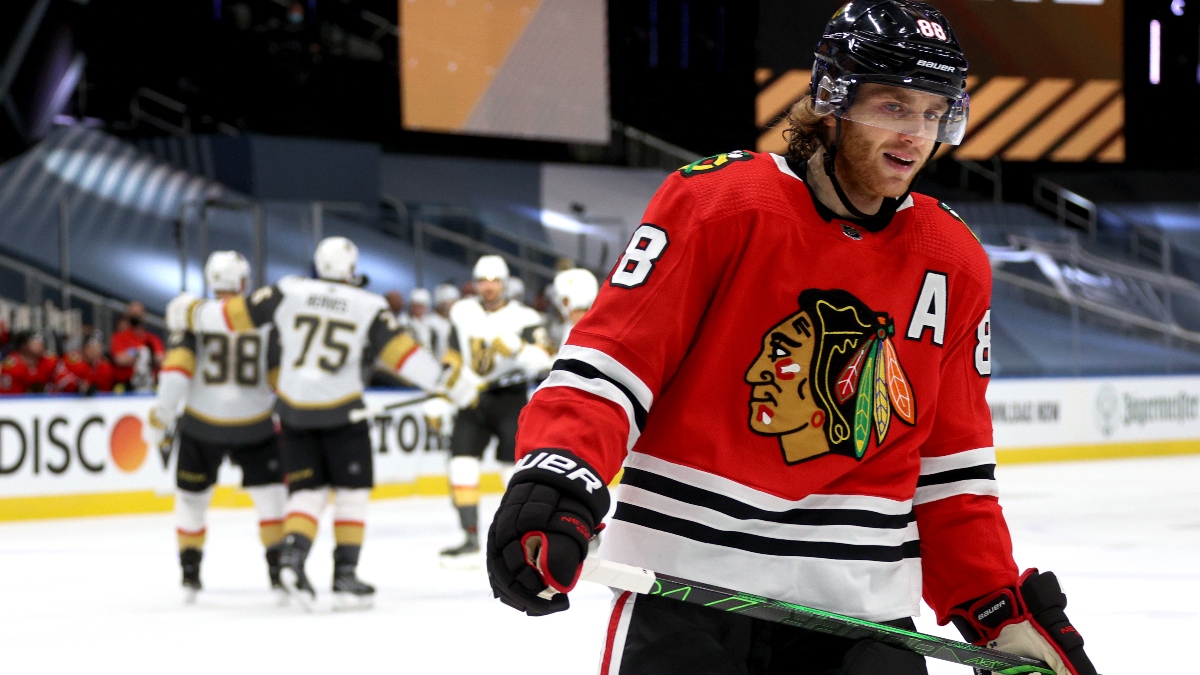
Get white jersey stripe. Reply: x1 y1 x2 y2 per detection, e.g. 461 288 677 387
919 447 996 475
913 479 1000 506
618 484 920 547
538 370 642 449
624 452 913 516
555 345 654 412
598 520 923 621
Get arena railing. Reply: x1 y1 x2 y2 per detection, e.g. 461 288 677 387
987 230 1200 352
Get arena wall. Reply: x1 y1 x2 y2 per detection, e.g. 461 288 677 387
2 377 1199 521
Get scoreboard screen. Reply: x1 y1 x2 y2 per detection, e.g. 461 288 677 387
756 0 1124 163
399 0 610 145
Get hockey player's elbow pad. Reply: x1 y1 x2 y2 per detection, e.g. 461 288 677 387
486 449 609 617
948 569 1097 675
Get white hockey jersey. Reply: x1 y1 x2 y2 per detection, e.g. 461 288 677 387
189 276 441 429
444 298 551 392
155 323 278 444
410 311 452 361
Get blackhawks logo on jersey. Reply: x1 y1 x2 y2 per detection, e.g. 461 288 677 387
744 289 917 465
678 150 754 178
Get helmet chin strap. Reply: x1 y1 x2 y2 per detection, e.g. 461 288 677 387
819 118 941 228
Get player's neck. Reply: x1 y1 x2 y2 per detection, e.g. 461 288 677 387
805 149 884 218
481 297 507 313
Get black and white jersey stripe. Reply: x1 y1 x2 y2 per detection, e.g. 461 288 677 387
597 452 924 620
536 345 653 450
914 447 998 506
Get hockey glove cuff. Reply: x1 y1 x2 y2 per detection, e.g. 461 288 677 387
486 449 610 617
948 569 1097 675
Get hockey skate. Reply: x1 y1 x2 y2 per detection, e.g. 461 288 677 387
331 545 374 611
278 534 316 612
180 548 202 604
332 567 376 611
266 544 288 605
438 531 481 570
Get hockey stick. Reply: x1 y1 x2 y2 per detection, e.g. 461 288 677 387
570 558 1055 675
379 392 442 412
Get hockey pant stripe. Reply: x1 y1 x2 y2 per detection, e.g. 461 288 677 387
599 591 636 675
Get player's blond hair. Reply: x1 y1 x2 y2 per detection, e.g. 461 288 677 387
782 95 830 161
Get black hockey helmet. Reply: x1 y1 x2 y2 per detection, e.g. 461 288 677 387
811 1 970 145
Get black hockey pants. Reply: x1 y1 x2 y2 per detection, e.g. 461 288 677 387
599 591 928 675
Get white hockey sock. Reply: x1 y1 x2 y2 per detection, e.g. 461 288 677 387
448 456 482 507
175 487 213 550
283 488 328 541
332 488 370 548
246 484 288 547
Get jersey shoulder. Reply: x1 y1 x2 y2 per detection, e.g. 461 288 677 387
657 150 796 225
449 298 484 325
502 302 544 327
903 194 991 289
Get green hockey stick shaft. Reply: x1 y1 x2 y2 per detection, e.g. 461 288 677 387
576 558 1054 675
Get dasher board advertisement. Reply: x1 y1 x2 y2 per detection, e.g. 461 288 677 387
987 376 1200 462
0 390 504 518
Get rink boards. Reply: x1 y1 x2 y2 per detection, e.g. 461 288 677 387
1 376 1199 520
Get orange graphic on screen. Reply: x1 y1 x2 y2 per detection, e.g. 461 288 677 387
110 415 147 473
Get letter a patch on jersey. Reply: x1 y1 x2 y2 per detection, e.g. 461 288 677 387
907 272 948 346
744 288 916 466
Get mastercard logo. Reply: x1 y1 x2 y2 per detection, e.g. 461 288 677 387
110 415 148 473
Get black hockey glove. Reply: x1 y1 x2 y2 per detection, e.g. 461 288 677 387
948 569 1097 675
486 449 609 617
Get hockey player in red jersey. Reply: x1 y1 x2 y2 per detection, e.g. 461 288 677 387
53 333 116 394
1 332 59 394
487 3 1098 675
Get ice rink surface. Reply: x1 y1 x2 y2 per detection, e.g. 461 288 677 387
3 455 1197 674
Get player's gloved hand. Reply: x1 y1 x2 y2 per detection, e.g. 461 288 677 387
949 569 1098 675
421 396 456 439
165 292 200 332
487 449 609 616
143 408 173 452
441 361 485 408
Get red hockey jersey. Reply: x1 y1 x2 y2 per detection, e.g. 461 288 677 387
516 151 1016 622
0 354 59 393
53 352 116 393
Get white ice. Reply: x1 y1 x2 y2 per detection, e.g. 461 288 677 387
2 455 1197 674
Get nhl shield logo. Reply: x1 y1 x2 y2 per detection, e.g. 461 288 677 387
744 289 917 465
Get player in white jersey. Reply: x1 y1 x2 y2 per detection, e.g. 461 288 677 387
179 237 442 610
147 251 286 602
438 255 552 562
547 268 599 352
408 287 453 361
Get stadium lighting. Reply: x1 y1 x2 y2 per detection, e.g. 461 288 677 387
1150 20 1162 84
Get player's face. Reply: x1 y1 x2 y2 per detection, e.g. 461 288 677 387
477 278 505 304
745 311 821 435
24 337 45 358
411 303 427 318
832 84 945 198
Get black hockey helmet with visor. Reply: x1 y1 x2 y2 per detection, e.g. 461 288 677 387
811 0 970 145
